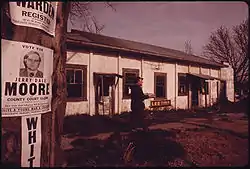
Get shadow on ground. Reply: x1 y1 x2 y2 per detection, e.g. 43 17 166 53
63 109 217 137
63 97 248 138
64 129 185 166
63 98 248 166
219 97 249 114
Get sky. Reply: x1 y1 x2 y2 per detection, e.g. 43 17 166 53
68 2 248 56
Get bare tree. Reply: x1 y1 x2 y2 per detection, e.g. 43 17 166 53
203 19 248 90
69 2 116 34
184 40 193 54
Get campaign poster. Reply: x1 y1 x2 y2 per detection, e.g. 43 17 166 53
9 1 58 36
21 114 42 167
1 39 53 117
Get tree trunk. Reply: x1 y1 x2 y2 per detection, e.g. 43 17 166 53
1 2 69 167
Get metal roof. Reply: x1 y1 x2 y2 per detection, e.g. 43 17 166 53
66 30 225 68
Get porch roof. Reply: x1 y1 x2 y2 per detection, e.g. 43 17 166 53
187 73 221 80
93 72 123 78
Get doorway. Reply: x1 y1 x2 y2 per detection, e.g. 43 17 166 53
93 73 122 116
191 78 200 108
219 80 227 102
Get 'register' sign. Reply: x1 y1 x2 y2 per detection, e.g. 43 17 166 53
9 1 58 36
1 39 53 117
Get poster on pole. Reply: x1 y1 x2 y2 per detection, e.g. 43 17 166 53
1 39 53 117
21 114 42 167
9 1 58 36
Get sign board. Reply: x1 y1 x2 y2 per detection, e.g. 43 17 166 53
150 99 171 107
9 2 57 36
21 114 42 167
1 39 53 117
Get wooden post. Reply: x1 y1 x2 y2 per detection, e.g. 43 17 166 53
1 2 70 167
205 81 208 108
101 75 105 115
111 84 116 116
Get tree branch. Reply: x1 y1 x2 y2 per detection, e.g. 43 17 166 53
69 2 116 34
202 19 248 89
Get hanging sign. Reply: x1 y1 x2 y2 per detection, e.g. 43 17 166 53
9 1 58 36
21 114 42 167
1 39 53 117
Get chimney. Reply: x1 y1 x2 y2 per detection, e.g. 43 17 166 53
222 62 230 66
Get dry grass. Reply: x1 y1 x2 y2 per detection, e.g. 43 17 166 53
62 100 248 167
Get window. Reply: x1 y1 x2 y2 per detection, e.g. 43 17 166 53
122 68 139 99
201 81 209 95
154 73 167 98
178 73 188 96
66 64 87 101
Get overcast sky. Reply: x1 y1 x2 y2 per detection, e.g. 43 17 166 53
68 2 248 56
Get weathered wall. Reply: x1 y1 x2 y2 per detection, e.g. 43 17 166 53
200 68 210 107
65 49 225 116
119 55 141 112
200 67 209 75
65 51 89 116
210 69 220 104
189 65 199 74
176 64 188 109
143 59 176 109
90 51 118 115
220 65 234 102
210 69 219 78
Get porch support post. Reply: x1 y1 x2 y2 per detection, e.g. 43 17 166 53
188 65 191 109
205 80 208 108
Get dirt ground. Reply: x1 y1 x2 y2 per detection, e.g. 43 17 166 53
61 102 248 167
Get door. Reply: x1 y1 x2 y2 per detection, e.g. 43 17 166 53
219 81 227 102
191 80 199 107
94 74 115 116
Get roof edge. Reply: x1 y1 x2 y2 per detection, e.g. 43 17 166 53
66 31 226 68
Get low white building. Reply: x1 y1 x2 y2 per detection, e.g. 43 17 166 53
65 30 234 116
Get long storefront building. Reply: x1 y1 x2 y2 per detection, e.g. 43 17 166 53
65 30 234 116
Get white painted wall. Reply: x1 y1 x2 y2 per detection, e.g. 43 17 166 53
176 64 188 109
199 68 210 107
142 60 176 109
210 69 220 104
89 52 118 115
189 66 199 74
201 67 209 75
119 55 141 112
210 69 219 78
66 51 89 116
65 49 229 116
221 65 234 102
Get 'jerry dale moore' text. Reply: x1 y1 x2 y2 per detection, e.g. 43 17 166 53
4 77 49 96
2 77 50 113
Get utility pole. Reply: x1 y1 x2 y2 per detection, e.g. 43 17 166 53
1 2 69 167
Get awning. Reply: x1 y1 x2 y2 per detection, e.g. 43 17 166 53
93 72 123 78
187 73 221 80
